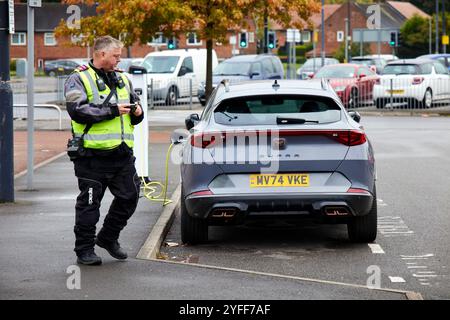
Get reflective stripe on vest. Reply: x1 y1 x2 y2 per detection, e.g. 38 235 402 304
71 66 134 150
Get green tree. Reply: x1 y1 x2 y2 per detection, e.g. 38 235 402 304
333 42 371 62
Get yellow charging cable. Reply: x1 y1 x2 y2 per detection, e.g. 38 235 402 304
140 142 175 206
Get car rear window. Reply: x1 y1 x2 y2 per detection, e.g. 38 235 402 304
382 64 431 75
214 95 341 126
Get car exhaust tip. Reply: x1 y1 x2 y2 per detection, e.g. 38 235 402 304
211 208 237 218
324 206 350 216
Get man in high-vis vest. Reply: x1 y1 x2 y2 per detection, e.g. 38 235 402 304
64 36 144 265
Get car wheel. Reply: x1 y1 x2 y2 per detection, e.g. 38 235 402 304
420 89 433 109
375 99 385 109
165 87 178 106
49 71 56 77
199 99 206 106
180 190 208 244
347 187 377 243
347 88 359 109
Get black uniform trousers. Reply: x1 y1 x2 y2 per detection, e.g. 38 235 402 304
73 154 141 255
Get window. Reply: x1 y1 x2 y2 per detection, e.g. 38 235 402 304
44 33 57 46
337 31 344 42
181 57 194 73
187 33 202 46
262 58 274 74
437 57 449 67
420 63 433 74
250 62 262 75
11 33 26 46
434 62 448 74
301 31 311 43
149 33 167 45
214 95 341 126
249 32 255 43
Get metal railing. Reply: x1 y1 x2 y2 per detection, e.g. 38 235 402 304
13 103 63 130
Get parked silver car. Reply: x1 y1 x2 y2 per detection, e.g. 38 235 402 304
174 79 377 244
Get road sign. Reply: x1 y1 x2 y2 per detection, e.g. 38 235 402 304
229 35 236 45
286 28 300 43
443 35 449 45
28 0 41 7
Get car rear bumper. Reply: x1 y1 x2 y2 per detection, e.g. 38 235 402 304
185 192 374 223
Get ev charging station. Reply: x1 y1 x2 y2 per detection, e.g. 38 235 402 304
128 65 149 179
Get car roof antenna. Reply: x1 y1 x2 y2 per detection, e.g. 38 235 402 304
272 79 280 90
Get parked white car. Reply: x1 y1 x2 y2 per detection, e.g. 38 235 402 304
140 49 218 105
373 59 450 108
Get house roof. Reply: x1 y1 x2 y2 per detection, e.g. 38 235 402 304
14 3 97 32
269 4 340 30
387 1 430 20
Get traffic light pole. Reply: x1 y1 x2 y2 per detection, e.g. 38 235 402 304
263 12 268 54
0 0 14 202
436 0 440 53
443 0 446 54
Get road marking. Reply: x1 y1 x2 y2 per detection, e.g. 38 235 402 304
389 276 406 283
368 244 385 254
377 199 388 207
378 216 414 237
407 266 428 269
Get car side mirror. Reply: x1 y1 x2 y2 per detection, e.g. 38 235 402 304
185 113 200 130
348 111 361 123
170 128 189 145
178 66 187 77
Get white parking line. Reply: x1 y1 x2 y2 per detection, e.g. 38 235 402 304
368 244 385 254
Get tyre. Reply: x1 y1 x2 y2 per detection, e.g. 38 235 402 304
347 88 359 109
49 71 56 77
375 99 385 109
418 89 432 109
165 86 178 106
347 187 377 243
199 99 206 106
180 190 208 244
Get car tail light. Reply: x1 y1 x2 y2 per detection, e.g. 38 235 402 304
188 190 214 197
279 130 367 146
191 133 218 148
347 188 371 195
412 77 424 85
191 130 367 148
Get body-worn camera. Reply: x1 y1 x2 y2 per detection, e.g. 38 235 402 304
67 137 85 161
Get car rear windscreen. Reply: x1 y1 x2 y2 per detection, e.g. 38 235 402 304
214 95 341 126
381 64 430 75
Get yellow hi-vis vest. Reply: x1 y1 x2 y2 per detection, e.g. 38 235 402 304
72 66 134 150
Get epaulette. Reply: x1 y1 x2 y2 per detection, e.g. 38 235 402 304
75 65 89 72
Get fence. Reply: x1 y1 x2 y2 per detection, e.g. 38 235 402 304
327 77 450 111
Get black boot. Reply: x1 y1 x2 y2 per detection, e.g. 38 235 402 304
77 250 102 265
95 237 128 260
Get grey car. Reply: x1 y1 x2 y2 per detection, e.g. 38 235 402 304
198 54 284 105
174 79 377 244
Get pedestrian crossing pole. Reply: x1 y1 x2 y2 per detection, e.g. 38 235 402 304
0 0 14 202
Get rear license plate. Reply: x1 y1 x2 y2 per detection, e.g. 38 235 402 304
386 89 404 94
250 174 310 188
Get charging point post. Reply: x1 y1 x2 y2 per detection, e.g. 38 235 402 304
128 65 149 179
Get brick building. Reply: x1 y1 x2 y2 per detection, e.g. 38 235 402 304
10 2 257 69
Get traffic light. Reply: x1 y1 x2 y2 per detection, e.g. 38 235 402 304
397 32 402 47
239 32 248 48
268 31 276 49
167 37 177 49
389 31 396 47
